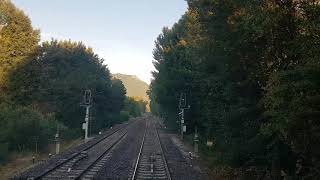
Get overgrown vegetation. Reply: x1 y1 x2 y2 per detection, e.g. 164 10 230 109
0 0 145 164
124 97 147 118
149 0 320 179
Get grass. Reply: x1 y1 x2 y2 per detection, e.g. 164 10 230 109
0 138 83 179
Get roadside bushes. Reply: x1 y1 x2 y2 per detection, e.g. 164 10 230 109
0 103 61 163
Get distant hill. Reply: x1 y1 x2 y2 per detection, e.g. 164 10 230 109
112 73 149 100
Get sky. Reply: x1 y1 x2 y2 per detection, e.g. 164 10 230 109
12 0 188 84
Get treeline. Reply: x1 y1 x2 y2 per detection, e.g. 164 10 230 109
149 0 320 179
0 0 145 163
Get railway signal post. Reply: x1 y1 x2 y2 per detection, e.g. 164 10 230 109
55 131 60 154
81 90 92 142
194 126 199 153
179 93 190 140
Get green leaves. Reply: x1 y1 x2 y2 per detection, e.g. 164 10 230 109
0 103 59 152
7 40 119 132
150 0 320 177
0 0 39 102
0 1 140 166
124 97 147 118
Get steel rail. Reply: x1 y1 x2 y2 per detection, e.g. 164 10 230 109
75 132 128 179
131 119 171 180
155 121 172 180
32 122 131 180
131 120 148 180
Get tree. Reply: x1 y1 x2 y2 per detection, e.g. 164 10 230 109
110 79 126 114
7 40 120 134
124 97 147 118
0 1 135 166
149 0 320 178
101 78 126 126
0 0 40 101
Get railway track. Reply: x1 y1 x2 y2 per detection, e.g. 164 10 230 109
12 120 138 180
42 131 127 179
13 116 204 179
132 119 171 180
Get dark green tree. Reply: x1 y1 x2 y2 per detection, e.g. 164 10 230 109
149 0 320 178
8 40 121 135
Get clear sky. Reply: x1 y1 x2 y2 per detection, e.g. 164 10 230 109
12 0 188 84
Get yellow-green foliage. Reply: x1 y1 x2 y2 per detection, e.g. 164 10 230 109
0 0 39 92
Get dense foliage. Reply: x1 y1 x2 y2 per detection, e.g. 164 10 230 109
7 40 117 132
124 97 147 118
149 0 320 178
0 0 40 101
0 103 62 162
0 0 145 164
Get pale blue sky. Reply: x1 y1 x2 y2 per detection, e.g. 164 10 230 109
12 0 188 83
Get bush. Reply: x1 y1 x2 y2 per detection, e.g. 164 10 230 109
119 111 130 122
124 97 147 117
61 128 81 141
0 103 59 153
0 143 9 164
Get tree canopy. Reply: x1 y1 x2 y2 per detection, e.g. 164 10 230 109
0 0 40 101
149 0 320 178
0 1 146 164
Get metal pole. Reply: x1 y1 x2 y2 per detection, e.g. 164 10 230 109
35 138 38 155
84 105 90 142
194 126 199 153
55 123 60 154
56 140 60 154
81 89 92 143
181 109 184 140
179 92 190 141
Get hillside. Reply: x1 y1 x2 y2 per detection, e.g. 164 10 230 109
112 73 149 100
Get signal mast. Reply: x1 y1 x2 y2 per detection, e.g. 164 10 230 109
179 93 190 140
81 90 92 142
